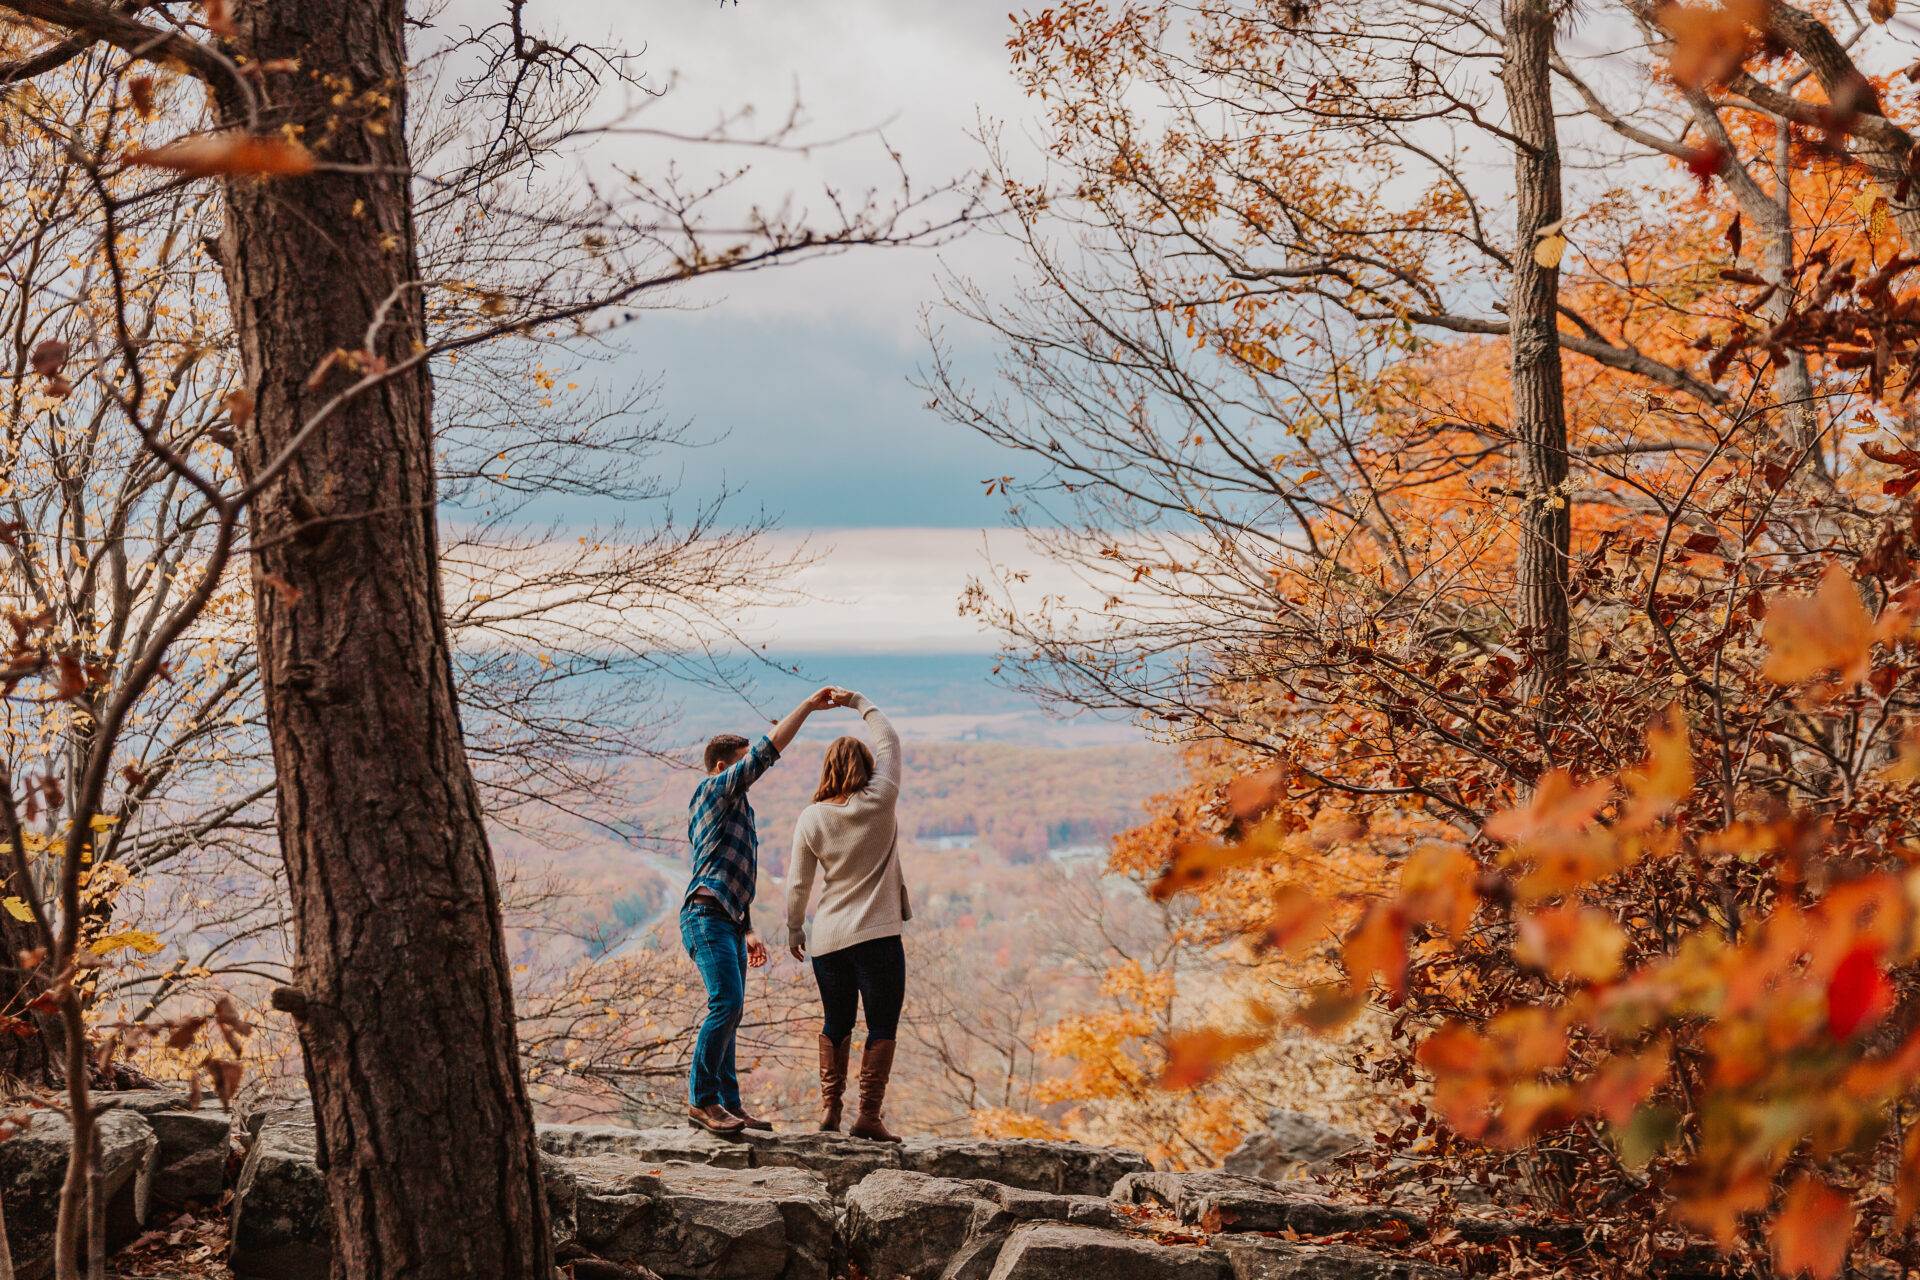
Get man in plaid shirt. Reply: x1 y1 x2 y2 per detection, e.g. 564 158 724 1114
682 686 839 1134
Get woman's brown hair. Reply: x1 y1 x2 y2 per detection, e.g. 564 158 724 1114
813 736 874 802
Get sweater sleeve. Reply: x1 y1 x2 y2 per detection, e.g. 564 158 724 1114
785 817 818 951
849 693 902 797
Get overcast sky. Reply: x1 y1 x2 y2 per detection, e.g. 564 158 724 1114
453 2 1051 652
558 1 1039 529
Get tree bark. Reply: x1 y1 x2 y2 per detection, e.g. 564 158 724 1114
209 4 551 1277
1502 0 1573 715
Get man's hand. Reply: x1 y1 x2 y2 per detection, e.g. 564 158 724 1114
773 688 837 752
789 943 806 963
745 932 769 968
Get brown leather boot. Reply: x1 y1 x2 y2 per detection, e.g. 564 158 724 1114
818 1035 851 1132
849 1039 903 1142
687 1103 746 1134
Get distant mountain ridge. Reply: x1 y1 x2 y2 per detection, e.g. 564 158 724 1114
664 651 1146 749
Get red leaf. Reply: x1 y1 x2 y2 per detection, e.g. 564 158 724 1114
1828 944 1894 1039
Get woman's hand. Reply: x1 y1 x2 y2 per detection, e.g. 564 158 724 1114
789 943 806 963
745 931 769 968
830 688 858 708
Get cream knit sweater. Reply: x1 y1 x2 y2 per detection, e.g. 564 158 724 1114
784 694 910 957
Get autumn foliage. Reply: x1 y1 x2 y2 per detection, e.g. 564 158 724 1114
937 0 1920 1273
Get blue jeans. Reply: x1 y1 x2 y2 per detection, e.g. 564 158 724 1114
680 899 746 1109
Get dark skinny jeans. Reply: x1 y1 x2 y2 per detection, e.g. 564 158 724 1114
812 934 905 1044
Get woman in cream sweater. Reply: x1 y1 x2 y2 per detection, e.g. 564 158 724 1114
784 690 909 1141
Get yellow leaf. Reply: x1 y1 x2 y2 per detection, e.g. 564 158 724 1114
87 815 116 832
1534 234 1568 269
2 898 31 923
93 929 163 957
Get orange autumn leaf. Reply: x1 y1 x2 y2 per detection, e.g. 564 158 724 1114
1897 1125 1920 1227
1486 1006 1571 1072
1342 902 1408 1000
1515 905 1629 983
1224 763 1288 821
1773 1176 1853 1280
1677 1170 1776 1249
1762 565 1873 687
1482 768 1612 845
1417 1023 1484 1075
1590 1045 1671 1126
1397 841 1479 938
1619 705 1693 830
1148 837 1271 901
1493 1080 1579 1145
129 132 316 178
1158 1026 1267 1091
1657 0 1768 88
1264 885 1331 955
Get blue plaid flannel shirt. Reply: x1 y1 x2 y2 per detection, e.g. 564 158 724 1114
684 734 781 927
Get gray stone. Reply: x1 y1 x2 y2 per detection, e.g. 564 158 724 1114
1222 1111 1362 1183
537 1124 897 1196
986 1222 1229 1280
93 1089 192 1116
903 1139 1149 1197
228 1123 327 1280
147 1109 232 1204
845 1168 1119 1280
0 1107 158 1280
1213 1238 1462 1280
565 1158 834 1280
1113 1171 1419 1236
242 1103 314 1141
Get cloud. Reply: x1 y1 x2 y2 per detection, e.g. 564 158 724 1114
733 527 1087 653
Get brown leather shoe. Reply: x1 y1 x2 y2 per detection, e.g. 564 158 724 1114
687 1103 746 1134
727 1106 774 1132
848 1039 903 1142
818 1035 851 1132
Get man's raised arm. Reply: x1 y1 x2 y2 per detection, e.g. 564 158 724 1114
771 687 839 754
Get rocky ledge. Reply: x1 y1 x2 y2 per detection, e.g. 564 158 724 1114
220 1118 1595 1280
0 1093 1614 1280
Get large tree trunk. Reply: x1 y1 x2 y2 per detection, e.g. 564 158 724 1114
1502 0 1573 716
209 4 552 1277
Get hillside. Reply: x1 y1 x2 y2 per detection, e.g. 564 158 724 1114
735 739 1179 871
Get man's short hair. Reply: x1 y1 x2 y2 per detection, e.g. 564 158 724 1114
704 734 751 772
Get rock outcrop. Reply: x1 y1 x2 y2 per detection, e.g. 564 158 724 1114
533 1125 1145 1199
987 1222 1229 1280
0 1107 157 1280
201 1115 1604 1280
228 1119 329 1280
1220 1110 1363 1182
844 1167 1114 1280
546 1151 834 1280
1115 1169 1421 1235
